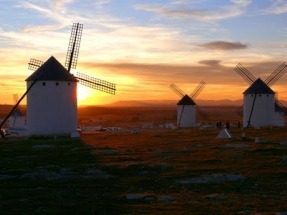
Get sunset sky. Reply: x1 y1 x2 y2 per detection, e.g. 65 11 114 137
1 0 287 106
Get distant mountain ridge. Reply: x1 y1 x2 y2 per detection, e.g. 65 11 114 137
108 99 244 107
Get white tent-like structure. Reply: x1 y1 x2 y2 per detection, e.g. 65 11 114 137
216 129 232 139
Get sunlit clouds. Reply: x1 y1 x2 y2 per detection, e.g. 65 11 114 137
1 0 287 105
134 0 251 21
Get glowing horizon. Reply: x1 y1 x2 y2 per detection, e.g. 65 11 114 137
1 0 287 106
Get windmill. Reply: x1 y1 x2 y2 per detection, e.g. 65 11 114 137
169 81 206 128
0 23 116 138
8 94 25 129
234 62 287 128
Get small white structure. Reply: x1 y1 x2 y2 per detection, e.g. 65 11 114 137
177 95 196 128
26 56 78 136
8 108 26 130
216 129 232 139
243 78 284 128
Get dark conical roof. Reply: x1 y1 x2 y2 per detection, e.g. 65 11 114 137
243 78 275 94
177 95 196 105
25 56 77 82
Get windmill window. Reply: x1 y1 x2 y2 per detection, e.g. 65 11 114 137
55 82 59 86
42 82 46 86
68 83 71 86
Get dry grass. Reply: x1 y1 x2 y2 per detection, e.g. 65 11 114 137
1 106 287 214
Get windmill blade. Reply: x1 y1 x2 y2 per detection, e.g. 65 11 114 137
169 83 185 98
246 94 257 128
76 72 116 95
265 62 287 86
234 63 256 84
190 81 206 99
28 58 44 71
178 105 185 128
65 23 83 72
275 99 287 116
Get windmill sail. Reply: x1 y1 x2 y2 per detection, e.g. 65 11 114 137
234 63 256 84
76 72 116 95
275 100 287 116
65 23 83 72
169 83 185 97
264 62 287 86
190 81 206 99
28 58 44 71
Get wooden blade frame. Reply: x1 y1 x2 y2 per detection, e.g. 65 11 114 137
169 83 185 98
65 23 83 72
190 81 206 99
265 62 287 86
234 63 256 84
28 58 44 71
76 72 116 95
275 99 287 116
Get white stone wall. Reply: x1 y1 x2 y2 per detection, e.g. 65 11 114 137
177 105 196 128
243 94 274 128
26 80 77 136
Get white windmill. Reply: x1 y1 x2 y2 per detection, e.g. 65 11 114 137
8 94 26 131
234 63 287 128
0 23 116 138
169 81 206 128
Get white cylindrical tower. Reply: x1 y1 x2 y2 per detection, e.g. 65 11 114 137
177 95 196 128
243 78 275 128
26 56 78 136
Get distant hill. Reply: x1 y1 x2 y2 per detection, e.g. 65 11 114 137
108 99 243 107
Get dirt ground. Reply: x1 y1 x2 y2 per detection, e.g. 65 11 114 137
1 106 287 214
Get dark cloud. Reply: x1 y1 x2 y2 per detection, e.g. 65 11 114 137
198 60 221 67
199 41 248 50
81 61 236 85
77 60 287 101
81 60 287 87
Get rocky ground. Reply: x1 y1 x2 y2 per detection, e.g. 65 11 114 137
1 126 287 214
